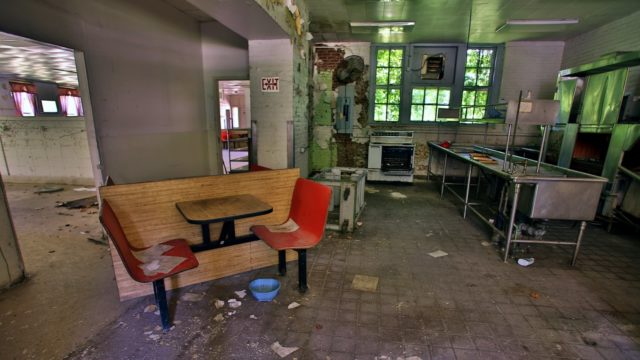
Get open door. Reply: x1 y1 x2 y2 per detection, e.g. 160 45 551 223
218 80 252 173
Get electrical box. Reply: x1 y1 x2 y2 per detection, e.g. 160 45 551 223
335 84 355 134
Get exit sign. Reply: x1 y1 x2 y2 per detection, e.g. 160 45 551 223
261 77 279 92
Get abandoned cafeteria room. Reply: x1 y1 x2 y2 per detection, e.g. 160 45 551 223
1 1 640 359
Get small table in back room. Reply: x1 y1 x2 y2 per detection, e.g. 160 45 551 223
176 194 273 252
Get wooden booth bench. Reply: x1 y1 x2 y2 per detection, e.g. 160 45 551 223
99 168 300 301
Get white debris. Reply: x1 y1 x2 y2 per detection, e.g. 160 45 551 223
390 192 407 199
271 341 299 358
428 250 448 258
518 258 535 267
154 310 160 316
227 311 236 316
213 314 224 322
425 232 433 237
228 299 242 309
365 187 380 194
234 290 247 299
143 331 153 335
154 325 162 331
214 300 225 309
481 241 491 247
149 334 161 341
250 315 258 320
180 293 204 302
143 305 157 313
73 187 96 192
287 302 301 310
357 221 363 227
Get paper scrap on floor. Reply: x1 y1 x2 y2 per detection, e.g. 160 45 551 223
265 218 299 233
271 342 299 358
428 250 448 258
180 293 204 302
352 274 379 292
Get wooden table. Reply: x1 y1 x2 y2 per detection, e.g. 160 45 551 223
176 194 273 252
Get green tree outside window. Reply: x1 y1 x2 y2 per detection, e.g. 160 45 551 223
373 48 403 122
463 48 494 120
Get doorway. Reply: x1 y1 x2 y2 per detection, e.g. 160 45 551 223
0 32 119 359
218 80 252 173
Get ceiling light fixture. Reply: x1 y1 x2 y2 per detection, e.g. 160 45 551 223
350 21 415 27
496 18 579 32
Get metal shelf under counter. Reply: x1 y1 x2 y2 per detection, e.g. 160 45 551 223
427 142 607 265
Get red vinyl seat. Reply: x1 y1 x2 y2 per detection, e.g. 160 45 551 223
100 199 199 331
250 178 332 292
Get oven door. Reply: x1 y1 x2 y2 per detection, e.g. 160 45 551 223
368 144 382 169
381 145 414 172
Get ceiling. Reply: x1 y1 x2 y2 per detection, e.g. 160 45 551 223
308 0 640 43
0 31 78 86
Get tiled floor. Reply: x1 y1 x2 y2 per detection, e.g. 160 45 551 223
63 180 640 359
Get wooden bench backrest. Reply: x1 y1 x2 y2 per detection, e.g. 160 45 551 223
99 168 299 300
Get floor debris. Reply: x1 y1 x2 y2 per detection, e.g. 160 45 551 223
56 196 98 209
287 302 301 310
517 258 535 267
234 290 247 299
214 300 225 309
270 341 299 358
481 241 491 246
428 250 448 258
34 186 63 194
213 314 224 322
143 305 157 313
180 293 204 302
87 236 108 246
351 274 379 292
227 311 236 316
228 299 242 309
249 315 258 319
365 187 380 194
389 191 407 199
73 187 96 192
148 334 161 341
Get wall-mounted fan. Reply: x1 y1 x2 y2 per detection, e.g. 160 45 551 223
335 55 365 84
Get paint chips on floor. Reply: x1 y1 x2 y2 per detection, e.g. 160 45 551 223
351 274 379 292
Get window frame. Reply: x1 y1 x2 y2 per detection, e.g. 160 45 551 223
410 86 452 122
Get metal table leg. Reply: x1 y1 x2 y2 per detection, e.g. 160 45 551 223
503 183 521 262
463 163 472 219
440 153 448 199
571 221 587 266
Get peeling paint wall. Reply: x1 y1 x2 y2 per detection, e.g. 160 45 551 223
255 0 311 176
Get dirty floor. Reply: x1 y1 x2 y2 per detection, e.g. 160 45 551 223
2 180 640 359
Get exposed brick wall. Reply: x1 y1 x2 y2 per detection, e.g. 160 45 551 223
315 47 345 71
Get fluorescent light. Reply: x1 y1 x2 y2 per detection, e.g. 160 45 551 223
350 21 415 27
507 18 579 25
496 18 579 32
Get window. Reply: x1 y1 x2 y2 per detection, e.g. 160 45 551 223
462 48 495 120
369 44 502 124
373 47 403 122
411 87 451 121
58 87 84 117
9 82 37 117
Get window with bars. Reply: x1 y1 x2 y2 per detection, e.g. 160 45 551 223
462 48 495 120
373 47 403 122
410 87 451 122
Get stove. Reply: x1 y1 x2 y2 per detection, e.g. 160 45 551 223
367 131 415 183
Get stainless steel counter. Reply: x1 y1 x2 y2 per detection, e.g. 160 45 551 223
427 142 607 265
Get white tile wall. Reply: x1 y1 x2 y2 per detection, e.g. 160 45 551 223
562 10 640 96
